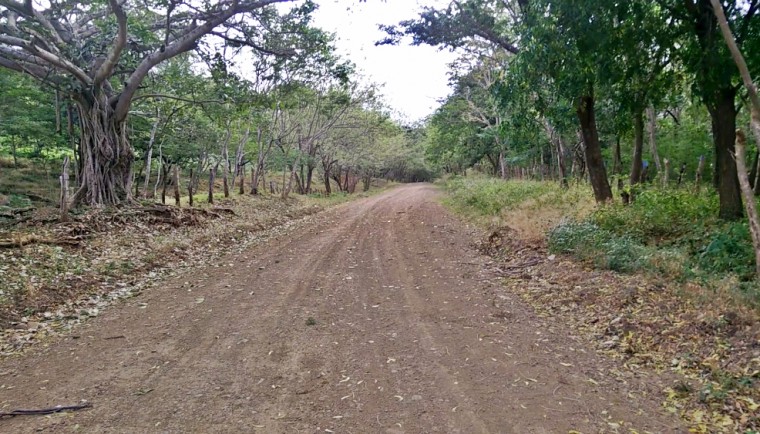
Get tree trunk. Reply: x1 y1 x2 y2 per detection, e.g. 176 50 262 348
66 103 80 184
154 144 164 199
192 152 207 193
239 164 245 195
576 94 613 203
612 137 622 176
298 163 306 194
734 131 760 276
707 88 743 220
647 105 662 176
173 165 180 207
283 155 301 199
324 166 332 195
306 163 315 194
231 125 249 193
332 168 343 192
70 97 134 206
630 109 645 185
251 156 266 196
710 0 760 171
161 164 168 205
557 134 568 187
10 138 17 168
59 157 70 222
223 170 229 198
208 165 216 204
754 155 760 196
187 167 194 208
251 162 259 195
189 168 194 207
696 155 706 191
54 91 62 135
142 111 160 198
222 127 231 198
142 148 152 198
250 129 269 196
498 151 507 179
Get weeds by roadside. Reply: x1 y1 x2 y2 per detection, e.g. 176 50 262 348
441 176 595 239
441 176 760 433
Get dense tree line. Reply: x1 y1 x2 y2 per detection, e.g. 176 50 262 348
385 0 759 220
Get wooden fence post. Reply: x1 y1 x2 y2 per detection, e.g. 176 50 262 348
173 166 180 207
188 168 194 207
59 156 70 222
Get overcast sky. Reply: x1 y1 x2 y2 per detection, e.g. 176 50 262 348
311 0 458 122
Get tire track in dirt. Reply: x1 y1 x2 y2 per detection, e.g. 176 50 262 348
0 184 683 433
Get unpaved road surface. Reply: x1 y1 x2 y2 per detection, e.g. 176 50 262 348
0 185 682 433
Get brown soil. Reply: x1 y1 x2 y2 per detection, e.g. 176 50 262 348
0 184 683 433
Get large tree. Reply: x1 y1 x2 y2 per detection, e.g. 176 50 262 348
0 0 323 206
384 0 614 203
666 0 760 219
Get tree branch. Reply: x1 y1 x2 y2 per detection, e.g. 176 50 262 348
210 30 296 56
27 43 91 85
114 0 291 121
93 0 128 87
132 93 224 105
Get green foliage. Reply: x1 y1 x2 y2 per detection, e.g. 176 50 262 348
0 70 69 163
550 186 757 284
4 194 32 209
547 221 608 255
592 189 719 242
444 176 756 297
548 221 650 273
698 222 755 280
444 177 560 216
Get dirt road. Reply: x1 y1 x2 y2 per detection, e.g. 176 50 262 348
0 184 682 433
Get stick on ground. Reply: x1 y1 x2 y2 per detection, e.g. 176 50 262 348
0 402 92 418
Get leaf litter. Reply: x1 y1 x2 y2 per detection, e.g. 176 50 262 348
480 226 760 433
0 195 330 357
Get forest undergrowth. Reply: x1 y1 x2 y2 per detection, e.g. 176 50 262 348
443 176 760 433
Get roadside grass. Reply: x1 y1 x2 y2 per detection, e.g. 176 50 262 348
442 175 760 310
441 175 760 433
441 175 595 239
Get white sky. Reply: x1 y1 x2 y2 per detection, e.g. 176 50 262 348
312 0 458 122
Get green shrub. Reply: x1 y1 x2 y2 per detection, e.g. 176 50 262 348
548 221 650 273
592 189 718 242
447 178 757 288
548 220 608 256
444 177 589 217
698 222 754 279
599 236 648 272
